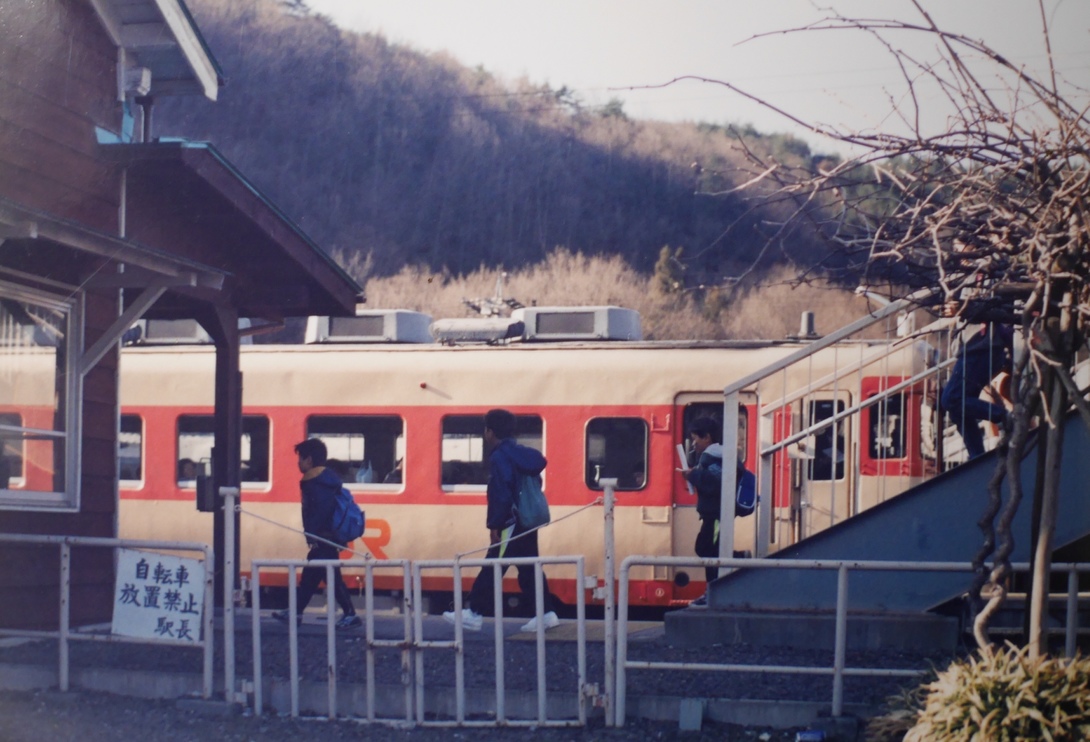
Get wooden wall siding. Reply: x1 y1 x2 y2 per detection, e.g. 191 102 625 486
0 0 120 233
80 288 121 525
0 545 113 628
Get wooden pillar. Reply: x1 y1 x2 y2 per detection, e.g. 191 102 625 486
198 305 242 608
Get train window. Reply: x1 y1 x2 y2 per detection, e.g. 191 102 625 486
176 415 270 485
585 417 648 491
119 414 143 482
441 414 543 488
807 400 846 481
867 393 907 460
0 412 24 489
306 415 405 486
681 404 749 465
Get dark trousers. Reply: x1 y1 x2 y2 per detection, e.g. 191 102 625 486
467 524 556 616
946 394 1008 459
297 543 356 616
695 517 720 585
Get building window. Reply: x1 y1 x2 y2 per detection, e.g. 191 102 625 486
177 415 270 485
441 414 543 489
306 415 405 486
585 417 648 490
0 282 80 508
119 414 143 482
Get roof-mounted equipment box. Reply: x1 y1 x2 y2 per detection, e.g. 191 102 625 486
512 306 641 341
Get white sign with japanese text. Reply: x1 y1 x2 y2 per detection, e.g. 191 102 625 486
112 548 204 642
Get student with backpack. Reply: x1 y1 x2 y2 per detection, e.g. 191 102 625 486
272 438 362 629
443 408 560 633
683 416 756 607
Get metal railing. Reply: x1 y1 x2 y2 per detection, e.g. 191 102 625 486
249 557 413 722
718 289 967 561
614 555 1090 726
0 533 214 698
412 555 588 727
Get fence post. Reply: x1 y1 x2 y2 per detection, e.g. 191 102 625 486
601 478 618 726
59 542 70 692
832 563 848 717
221 486 239 704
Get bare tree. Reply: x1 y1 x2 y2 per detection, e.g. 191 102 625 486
684 1 1089 657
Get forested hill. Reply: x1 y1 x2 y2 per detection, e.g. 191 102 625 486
161 0 834 281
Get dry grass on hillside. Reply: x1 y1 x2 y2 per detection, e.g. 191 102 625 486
346 249 890 342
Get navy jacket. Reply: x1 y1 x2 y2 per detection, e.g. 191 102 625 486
300 466 343 545
486 438 546 530
686 443 755 520
687 443 724 520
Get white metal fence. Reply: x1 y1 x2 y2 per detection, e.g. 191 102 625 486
412 555 589 727
245 554 588 726
613 555 1090 727
0 533 215 698
249 557 413 721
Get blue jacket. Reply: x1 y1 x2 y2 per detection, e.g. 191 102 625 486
686 443 756 520
941 323 1013 407
300 466 343 545
687 443 724 520
486 438 546 530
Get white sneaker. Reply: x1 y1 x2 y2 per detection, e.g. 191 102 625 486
442 608 483 632
520 611 560 633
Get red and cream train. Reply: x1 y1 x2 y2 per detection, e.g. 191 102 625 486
108 306 935 608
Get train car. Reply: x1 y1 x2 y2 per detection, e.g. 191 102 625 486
114 306 933 609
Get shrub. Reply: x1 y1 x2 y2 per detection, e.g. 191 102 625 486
904 644 1090 742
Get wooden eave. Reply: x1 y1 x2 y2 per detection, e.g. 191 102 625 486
90 0 224 100
0 194 228 292
100 139 362 320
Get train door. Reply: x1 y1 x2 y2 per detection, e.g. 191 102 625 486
799 393 853 539
670 394 752 594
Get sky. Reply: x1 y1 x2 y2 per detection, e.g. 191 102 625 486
304 0 1090 155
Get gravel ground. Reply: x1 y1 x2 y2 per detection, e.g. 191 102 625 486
0 687 809 742
0 610 953 740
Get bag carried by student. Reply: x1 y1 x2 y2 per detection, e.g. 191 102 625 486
331 486 365 545
735 468 756 517
514 472 550 529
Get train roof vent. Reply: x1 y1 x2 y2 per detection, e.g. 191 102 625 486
124 319 255 345
305 309 434 344
429 317 525 345
123 318 212 345
512 306 642 341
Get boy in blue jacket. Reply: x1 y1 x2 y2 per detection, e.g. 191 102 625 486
444 409 559 632
685 417 755 606
272 438 361 629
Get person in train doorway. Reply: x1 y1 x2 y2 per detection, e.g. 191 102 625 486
271 438 362 629
443 408 560 633
684 416 756 608
940 321 1014 460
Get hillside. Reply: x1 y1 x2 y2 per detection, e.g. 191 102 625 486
158 0 834 285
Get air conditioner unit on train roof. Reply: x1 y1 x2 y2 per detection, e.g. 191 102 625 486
429 317 524 344
305 310 434 344
512 306 642 342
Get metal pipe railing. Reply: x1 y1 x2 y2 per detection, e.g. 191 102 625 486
250 557 412 722
411 556 587 727
0 534 214 699
614 555 1090 726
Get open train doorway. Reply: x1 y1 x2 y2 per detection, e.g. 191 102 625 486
670 394 753 597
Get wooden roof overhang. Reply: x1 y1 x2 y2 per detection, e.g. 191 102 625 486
100 139 362 324
90 0 223 100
